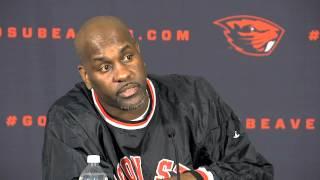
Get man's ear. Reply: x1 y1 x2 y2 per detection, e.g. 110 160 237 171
135 41 140 53
78 65 93 89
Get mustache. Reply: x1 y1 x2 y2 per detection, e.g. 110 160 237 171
116 82 142 96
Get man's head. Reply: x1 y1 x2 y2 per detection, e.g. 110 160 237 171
75 16 148 113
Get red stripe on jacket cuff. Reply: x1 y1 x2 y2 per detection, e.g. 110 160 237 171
195 167 214 180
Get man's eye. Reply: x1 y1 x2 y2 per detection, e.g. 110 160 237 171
123 54 133 62
100 64 112 72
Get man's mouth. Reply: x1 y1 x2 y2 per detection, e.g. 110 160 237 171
118 83 140 98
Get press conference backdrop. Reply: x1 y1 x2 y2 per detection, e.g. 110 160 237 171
0 0 319 179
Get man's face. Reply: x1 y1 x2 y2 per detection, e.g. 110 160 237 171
81 32 148 111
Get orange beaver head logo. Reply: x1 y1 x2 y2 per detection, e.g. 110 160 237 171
214 15 285 57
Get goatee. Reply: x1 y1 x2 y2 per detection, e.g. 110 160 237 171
119 90 148 111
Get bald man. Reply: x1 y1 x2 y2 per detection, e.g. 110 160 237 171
42 16 273 180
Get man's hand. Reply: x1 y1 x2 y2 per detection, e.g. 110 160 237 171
167 172 196 180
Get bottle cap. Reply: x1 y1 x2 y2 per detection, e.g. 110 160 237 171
87 155 100 163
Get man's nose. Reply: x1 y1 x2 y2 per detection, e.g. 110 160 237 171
113 63 132 82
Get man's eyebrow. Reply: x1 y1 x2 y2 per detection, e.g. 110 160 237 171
92 56 110 63
120 44 131 54
90 43 132 62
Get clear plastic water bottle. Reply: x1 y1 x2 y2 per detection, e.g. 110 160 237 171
79 155 108 180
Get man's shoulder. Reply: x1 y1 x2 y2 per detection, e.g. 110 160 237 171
148 74 217 102
45 82 99 141
47 82 95 118
149 74 204 88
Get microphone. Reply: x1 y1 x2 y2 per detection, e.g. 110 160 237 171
167 128 180 180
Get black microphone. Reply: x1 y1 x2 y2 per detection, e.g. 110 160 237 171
167 128 180 180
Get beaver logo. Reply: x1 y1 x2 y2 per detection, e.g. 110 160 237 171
213 15 285 57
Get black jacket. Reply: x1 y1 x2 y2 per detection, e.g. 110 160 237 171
42 74 273 180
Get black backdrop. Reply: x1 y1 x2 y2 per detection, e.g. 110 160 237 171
1 0 319 179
